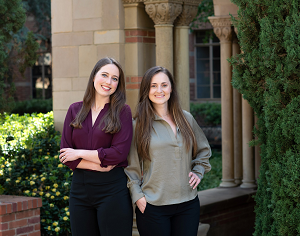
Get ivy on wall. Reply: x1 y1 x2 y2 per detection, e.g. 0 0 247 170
190 0 214 30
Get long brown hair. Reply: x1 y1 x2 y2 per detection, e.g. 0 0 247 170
134 66 198 161
71 57 126 133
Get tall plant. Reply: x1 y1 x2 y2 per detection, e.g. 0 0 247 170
230 0 300 235
0 0 40 114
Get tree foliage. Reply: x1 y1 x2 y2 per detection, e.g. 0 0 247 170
0 0 40 114
189 0 215 43
190 0 214 30
23 0 51 36
230 0 300 235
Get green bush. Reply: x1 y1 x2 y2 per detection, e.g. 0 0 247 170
11 99 52 115
0 112 72 235
190 102 221 126
230 1 300 235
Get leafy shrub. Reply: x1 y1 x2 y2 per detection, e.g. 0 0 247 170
230 0 300 235
190 102 221 126
0 112 72 235
11 99 52 115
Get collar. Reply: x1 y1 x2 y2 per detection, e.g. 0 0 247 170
153 114 180 132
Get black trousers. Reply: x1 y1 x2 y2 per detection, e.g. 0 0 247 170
69 168 133 236
136 196 200 236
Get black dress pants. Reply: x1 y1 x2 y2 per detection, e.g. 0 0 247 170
69 168 133 236
136 196 200 236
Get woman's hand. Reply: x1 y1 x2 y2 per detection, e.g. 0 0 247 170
136 197 147 213
189 172 201 189
59 148 81 163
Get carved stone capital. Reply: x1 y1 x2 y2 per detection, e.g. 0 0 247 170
213 27 232 42
145 1 183 25
208 16 233 42
174 3 198 26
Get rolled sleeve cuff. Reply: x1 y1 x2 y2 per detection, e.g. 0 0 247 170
97 148 107 167
192 165 205 180
65 159 82 171
128 183 145 204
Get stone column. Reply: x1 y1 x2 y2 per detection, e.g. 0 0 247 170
173 1 200 111
232 29 242 185
240 99 256 188
122 0 156 114
209 17 237 187
145 0 183 75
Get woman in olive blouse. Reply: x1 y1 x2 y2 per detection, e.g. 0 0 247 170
125 66 211 236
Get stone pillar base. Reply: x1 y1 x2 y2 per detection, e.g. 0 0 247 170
220 179 238 187
235 178 242 185
240 181 257 189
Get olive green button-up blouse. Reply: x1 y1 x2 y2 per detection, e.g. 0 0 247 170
125 110 211 206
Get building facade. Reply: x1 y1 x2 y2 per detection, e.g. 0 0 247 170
51 0 259 235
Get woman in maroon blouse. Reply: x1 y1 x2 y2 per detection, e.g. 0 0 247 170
59 57 133 236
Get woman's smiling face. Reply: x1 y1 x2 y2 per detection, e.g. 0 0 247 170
93 64 119 99
148 72 172 106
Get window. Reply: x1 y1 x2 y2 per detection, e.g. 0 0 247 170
195 31 221 100
32 53 52 99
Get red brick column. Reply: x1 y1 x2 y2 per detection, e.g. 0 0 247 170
0 195 42 236
125 29 155 91
125 29 155 44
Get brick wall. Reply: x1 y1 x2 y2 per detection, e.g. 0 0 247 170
14 86 31 102
202 200 255 236
126 76 142 90
190 83 196 101
0 196 42 236
124 29 155 92
125 29 155 44
199 188 256 236
10 64 32 102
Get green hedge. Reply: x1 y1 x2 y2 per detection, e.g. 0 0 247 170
0 112 71 235
230 1 300 235
190 102 221 126
11 99 52 115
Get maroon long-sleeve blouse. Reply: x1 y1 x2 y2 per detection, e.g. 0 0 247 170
60 101 133 171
